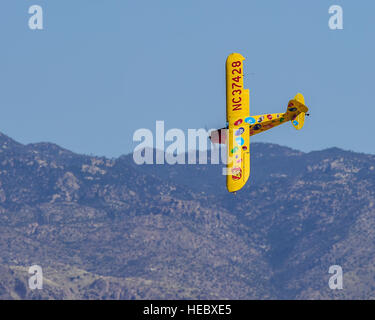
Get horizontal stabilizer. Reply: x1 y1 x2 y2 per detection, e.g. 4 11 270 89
292 112 305 130
290 93 308 130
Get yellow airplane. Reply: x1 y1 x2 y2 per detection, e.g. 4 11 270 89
210 53 309 193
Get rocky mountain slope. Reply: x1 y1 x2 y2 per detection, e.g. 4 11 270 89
0 132 374 299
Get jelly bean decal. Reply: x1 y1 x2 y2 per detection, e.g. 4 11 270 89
232 167 242 181
231 147 239 154
245 117 256 124
234 119 243 126
235 127 245 136
235 137 245 146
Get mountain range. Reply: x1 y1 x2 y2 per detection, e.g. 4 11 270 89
0 131 374 299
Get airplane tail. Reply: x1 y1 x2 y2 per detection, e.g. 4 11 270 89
290 93 308 130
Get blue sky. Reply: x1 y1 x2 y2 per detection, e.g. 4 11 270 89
1 1 374 157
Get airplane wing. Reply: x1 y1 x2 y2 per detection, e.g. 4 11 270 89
226 53 250 193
